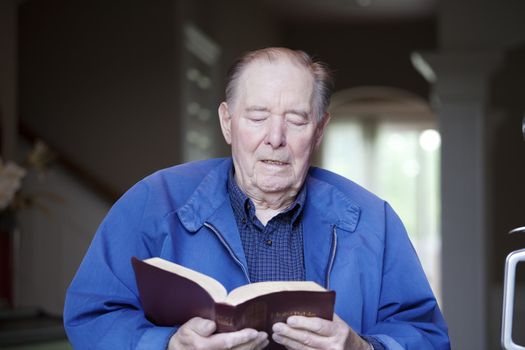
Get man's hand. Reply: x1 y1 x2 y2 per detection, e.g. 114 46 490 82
168 317 268 350
271 314 370 350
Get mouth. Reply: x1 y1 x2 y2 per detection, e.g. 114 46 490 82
261 159 288 166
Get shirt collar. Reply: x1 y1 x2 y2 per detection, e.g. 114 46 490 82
227 166 307 225
228 167 250 224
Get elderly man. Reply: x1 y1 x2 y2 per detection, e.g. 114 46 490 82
64 48 450 350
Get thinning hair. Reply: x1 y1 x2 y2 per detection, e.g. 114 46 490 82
225 47 334 123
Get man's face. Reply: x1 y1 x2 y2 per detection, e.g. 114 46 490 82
219 59 328 200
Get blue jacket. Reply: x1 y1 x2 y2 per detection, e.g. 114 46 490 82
64 158 450 349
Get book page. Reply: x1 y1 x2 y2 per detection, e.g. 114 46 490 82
225 281 326 306
144 258 228 302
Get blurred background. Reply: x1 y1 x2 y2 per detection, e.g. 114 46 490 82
0 0 524 349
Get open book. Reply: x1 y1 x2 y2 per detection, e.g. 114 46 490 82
131 257 335 334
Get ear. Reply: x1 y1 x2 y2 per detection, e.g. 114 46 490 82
314 112 331 150
218 102 232 145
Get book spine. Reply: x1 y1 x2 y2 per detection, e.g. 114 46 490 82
215 303 237 332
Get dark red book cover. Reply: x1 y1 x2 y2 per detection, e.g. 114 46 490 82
132 257 336 349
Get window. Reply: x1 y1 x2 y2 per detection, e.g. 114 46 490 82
321 88 441 302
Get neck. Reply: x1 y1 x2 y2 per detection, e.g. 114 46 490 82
231 171 303 226
250 194 296 225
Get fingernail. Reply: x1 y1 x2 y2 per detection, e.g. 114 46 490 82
258 331 268 340
272 323 284 333
272 333 283 344
287 316 298 325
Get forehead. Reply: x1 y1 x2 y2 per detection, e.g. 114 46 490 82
236 59 314 107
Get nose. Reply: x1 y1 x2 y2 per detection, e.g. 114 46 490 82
265 116 286 148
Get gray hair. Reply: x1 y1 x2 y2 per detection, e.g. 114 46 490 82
225 47 334 123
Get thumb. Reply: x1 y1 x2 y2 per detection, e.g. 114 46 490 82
187 317 216 336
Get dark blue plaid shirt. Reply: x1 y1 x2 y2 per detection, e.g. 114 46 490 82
227 169 306 283
227 169 384 350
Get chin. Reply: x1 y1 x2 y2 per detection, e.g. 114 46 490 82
257 180 293 194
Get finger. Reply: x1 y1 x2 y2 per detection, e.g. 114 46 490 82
272 332 317 350
252 332 269 350
273 322 325 349
254 337 270 350
185 317 216 336
231 332 268 350
333 313 348 327
208 328 260 349
286 316 335 336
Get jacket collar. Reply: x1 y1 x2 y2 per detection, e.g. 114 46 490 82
176 158 233 232
301 175 360 286
305 174 360 233
177 158 361 233
176 158 362 287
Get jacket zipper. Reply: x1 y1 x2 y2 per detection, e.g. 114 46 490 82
326 226 338 289
203 222 251 283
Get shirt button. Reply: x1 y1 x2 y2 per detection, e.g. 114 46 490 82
241 218 247 224
265 239 272 246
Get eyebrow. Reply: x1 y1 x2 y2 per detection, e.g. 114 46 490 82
245 106 309 119
284 109 309 119
245 106 269 113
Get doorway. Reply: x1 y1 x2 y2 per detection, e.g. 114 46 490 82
320 86 442 302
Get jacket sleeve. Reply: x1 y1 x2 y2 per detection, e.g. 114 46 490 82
365 202 450 350
63 182 176 350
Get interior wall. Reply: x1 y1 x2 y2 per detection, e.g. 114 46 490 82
16 0 184 314
186 0 283 158
490 44 525 283
186 0 282 70
0 0 18 160
439 0 525 51
18 0 182 198
17 162 110 314
282 18 437 99
488 43 525 348
17 0 282 196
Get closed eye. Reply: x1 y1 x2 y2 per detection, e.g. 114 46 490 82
246 113 268 122
286 113 309 126
245 106 270 123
